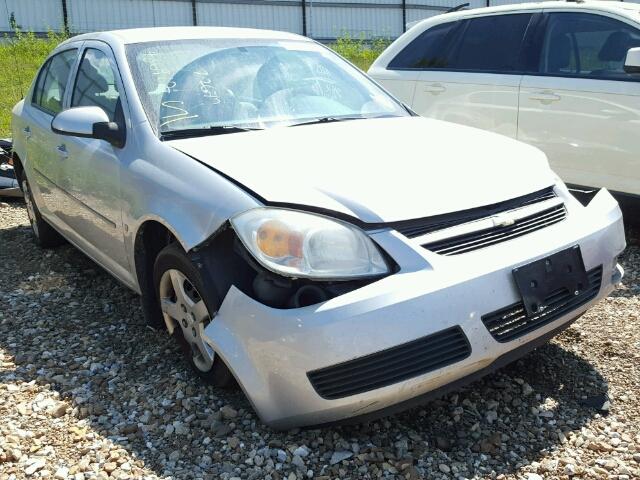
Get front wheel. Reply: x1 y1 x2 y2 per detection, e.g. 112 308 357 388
153 243 234 387
21 177 64 248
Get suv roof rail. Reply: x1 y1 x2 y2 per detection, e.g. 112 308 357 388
565 0 585 3
445 3 469 13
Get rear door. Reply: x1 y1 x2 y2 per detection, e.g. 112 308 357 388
369 21 460 107
413 13 536 138
518 11 640 195
23 48 79 216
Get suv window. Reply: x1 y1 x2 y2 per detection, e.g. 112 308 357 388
32 49 77 114
540 13 640 80
450 14 532 72
388 21 458 69
71 49 121 122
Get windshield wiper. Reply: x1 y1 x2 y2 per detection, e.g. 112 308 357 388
287 116 368 128
160 125 261 140
287 114 402 128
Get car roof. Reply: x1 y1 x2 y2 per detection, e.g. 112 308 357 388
59 26 307 47
433 0 640 21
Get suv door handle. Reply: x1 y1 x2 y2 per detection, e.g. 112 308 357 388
424 83 446 95
56 144 68 159
529 91 561 104
23 126 31 139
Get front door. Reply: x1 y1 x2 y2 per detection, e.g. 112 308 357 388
518 11 640 195
55 42 131 274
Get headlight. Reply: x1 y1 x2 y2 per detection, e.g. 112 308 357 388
231 208 389 279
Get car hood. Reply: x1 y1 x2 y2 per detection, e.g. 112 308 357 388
168 116 556 224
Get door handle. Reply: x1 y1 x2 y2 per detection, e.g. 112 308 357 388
529 91 561 104
23 126 31 139
424 83 446 95
55 144 68 159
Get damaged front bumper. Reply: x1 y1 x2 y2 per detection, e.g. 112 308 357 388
202 189 625 429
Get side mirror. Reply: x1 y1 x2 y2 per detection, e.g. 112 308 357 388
624 47 640 74
51 106 125 148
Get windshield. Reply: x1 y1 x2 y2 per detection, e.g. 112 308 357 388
125 38 408 136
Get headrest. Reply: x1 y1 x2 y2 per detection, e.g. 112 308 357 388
599 31 632 62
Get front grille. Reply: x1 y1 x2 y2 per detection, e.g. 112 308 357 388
307 326 471 400
482 266 602 343
422 203 567 256
392 186 557 239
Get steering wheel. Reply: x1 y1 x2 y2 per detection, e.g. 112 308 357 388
275 77 339 99
159 70 239 129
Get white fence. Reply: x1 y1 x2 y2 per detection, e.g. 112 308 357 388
0 0 634 40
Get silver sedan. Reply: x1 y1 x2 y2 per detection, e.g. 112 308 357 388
11 27 625 429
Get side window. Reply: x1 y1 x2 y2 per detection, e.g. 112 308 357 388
32 49 77 114
72 49 121 122
388 21 458 69
540 13 640 80
32 58 51 108
450 14 533 72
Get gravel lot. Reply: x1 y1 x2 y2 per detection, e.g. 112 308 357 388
1 200 639 480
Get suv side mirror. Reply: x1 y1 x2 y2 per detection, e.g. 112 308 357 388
624 47 640 74
51 106 125 148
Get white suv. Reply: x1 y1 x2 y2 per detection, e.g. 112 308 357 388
369 1 640 201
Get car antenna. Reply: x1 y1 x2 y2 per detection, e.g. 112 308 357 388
445 3 470 13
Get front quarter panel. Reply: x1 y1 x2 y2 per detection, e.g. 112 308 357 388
102 37 260 291
121 124 260 283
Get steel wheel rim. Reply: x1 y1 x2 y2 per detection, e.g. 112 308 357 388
159 268 215 372
22 180 39 238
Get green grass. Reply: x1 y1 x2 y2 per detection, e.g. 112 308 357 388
0 32 386 138
330 35 390 71
0 30 68 137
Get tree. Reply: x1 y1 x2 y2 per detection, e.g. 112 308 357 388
9 12 21 30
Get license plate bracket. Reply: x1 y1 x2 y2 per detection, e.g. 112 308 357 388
513 245 589 317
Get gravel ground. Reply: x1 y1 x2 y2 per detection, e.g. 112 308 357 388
1 200 639 480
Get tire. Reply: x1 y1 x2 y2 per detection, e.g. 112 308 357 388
153 242 234 387
21 176 65 248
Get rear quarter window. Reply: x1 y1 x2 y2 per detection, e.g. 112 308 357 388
388 21 459 69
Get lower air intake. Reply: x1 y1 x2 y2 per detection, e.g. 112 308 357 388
307 326 471 400
482 266 603 343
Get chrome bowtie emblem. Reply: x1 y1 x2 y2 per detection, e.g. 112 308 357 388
492 213 516 228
